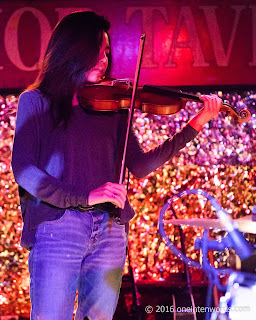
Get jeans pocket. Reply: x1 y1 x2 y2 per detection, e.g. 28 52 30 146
40 208 69 225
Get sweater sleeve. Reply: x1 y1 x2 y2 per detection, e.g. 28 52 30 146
125 124 199 179
11 90 87 209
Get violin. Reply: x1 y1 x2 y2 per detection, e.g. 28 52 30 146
77 78 251 123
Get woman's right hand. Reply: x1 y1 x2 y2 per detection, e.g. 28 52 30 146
88 182 127 209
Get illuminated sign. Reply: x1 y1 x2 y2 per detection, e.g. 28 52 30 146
0 1 255 88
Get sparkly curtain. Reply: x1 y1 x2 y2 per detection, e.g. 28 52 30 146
0 92 255 316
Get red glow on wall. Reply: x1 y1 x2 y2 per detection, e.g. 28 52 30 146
0 0 255 88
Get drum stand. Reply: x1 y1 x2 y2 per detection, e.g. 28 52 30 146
159 189 252 320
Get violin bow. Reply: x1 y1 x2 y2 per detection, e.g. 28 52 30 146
118 34 146 184
90 35 145 217
119 36 146 320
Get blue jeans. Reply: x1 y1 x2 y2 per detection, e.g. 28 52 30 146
28 209 127 320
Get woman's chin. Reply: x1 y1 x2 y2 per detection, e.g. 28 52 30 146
86 72 104 84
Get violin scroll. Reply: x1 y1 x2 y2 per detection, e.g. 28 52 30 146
220 102 251 123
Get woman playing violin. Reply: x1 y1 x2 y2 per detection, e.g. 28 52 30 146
11 11 222 320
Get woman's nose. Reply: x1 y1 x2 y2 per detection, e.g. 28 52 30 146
100 52 108 63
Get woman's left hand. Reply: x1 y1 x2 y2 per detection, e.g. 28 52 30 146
189 95 222 128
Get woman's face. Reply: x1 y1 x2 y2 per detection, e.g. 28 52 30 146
85 32 110 83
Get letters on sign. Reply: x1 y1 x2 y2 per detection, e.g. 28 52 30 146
0 1 255 88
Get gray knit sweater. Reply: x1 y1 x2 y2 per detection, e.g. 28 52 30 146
11 89 198 249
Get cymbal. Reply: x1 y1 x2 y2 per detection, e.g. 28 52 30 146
164 215 256 234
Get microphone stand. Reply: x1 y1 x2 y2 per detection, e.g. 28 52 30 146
127 246 143 320
170 203 197 320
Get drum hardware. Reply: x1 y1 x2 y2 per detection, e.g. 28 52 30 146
210 272 256 320
159 189 254 320
164 216 256 235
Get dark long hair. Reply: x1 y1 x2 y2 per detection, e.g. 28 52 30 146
29 11 110 127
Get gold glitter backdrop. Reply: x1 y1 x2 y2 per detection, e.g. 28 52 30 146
0 92 256 316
